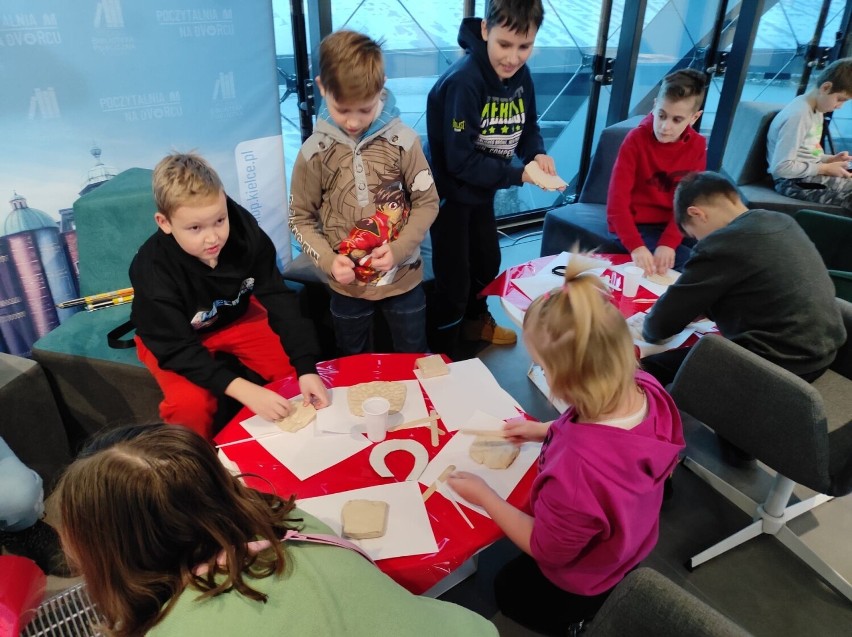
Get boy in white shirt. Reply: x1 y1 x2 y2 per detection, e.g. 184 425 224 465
767 57 852 213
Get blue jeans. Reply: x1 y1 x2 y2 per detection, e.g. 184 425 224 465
330 285 428 355
610 224 696 271
0 437 44 532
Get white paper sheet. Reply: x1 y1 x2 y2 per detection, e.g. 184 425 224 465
461 409 509 432
688 319 717 334
315 380 428 434
626 312 696 357
512 252 611 301
297 481 438 561
240 406 371 481
418 431 541 518
415 358 521 431
611 262 681 297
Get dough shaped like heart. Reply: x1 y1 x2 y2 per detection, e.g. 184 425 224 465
524 161 568 191
347 381 407 416
274 400 317 432
341 499 389 539
469 435 520 470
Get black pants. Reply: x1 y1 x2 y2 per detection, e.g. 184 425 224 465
494 553 615 636
428 197 501 353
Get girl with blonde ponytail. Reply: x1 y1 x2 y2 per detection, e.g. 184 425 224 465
448 253 685 635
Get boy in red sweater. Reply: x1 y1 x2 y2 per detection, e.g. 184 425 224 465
607 69 707 275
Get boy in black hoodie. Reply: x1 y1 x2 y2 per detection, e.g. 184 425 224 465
130 153 328 439
425 0 558 358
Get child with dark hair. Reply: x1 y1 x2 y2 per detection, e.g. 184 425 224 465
55 423 498 637
642 171 846 387
607 68 708 275
448 256 684 635
767 57 852 213
425 0 560 358
289 30 439 355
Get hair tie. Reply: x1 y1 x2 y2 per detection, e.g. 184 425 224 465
542 281 570 302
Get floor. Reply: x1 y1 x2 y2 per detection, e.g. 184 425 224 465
36 226 852 635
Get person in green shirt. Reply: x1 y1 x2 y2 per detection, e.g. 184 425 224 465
55 424 497 637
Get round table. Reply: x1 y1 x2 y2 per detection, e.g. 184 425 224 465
214 353 537 596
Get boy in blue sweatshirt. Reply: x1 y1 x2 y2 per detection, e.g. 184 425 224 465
425 0 558 358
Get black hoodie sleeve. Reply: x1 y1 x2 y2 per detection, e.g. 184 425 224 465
439 77 525 190
643 247 728 343
130 247 241 395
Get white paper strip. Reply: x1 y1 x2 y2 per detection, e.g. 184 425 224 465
415 358 521 431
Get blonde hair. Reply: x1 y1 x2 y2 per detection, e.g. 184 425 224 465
152 152 223 219
56 424 299 637
523 254 637 420
319 30 384 103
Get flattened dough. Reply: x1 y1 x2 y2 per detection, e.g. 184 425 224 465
348 381 407 416
415 354 449 378
524 161 568 191
274 400 317 432
645 272 679 286
469 435 520 470
341 499 389 539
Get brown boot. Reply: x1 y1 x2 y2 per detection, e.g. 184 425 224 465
462 312 517 345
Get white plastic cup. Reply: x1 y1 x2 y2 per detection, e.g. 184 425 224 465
362 397 390 442
622 266 644 298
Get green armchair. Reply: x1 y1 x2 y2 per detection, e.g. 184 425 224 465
794 209 852 302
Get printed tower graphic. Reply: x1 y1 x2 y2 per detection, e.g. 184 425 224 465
0 146 118 356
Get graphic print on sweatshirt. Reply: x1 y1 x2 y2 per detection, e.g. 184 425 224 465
647 169 694 193
474 87 527 159
190 278 254 329
338 173 411 285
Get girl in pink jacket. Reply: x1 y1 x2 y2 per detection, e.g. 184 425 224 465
448 255 685 635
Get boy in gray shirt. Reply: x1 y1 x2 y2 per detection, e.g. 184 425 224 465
767 57 852 213
642 171 845 386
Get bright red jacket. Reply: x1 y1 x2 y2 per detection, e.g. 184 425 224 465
607 113 707 252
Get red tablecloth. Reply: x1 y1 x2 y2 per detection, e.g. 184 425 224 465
214 353 536 595
481 253 661 315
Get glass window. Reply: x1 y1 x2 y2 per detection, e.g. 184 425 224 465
703 0 845 134
272 0 850 221
626 0 722 127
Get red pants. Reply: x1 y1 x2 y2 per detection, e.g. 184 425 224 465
136 298 294 439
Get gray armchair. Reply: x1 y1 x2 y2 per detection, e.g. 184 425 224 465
721 101 845 216
669 298 852 602
586 568 751 637
540 116 642 257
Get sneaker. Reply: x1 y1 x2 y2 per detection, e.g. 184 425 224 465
0 519 72 577
462 313 517 345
